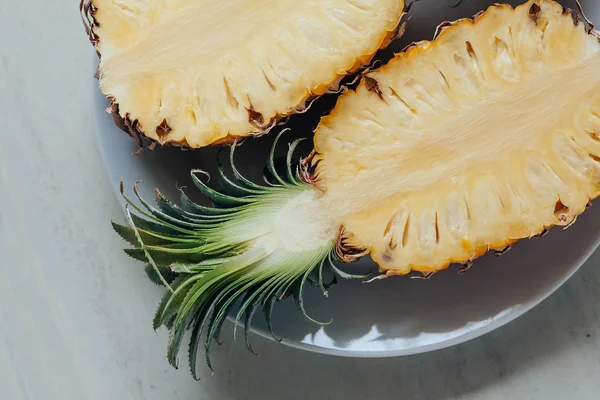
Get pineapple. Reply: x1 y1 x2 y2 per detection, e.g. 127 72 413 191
315 0 600 274
114 0 600 376
80 0 406 148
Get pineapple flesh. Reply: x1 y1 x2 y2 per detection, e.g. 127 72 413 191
315 0 600 275
85 0 406 148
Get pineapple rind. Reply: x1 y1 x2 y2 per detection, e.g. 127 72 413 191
82 0 406 148
314 0 600 275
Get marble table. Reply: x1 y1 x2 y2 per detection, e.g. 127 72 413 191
1 1 599 399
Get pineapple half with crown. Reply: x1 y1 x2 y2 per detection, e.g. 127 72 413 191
81 0 406 148
113 0 600 377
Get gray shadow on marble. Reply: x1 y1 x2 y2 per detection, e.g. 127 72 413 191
192 250 600 400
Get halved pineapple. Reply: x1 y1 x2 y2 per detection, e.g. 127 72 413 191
81 0 406 148
315 0 600 275
114 0 600 375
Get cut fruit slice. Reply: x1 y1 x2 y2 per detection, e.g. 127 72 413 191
81 0 406 148
315 0 600 274
114 0 600 375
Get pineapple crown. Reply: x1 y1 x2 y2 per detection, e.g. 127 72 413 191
113 130 369 378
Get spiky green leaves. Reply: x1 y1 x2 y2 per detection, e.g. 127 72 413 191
113 134 369 378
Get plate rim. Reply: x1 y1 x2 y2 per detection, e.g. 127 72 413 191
90 54 600 359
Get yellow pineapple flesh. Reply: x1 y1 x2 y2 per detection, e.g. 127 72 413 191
85 0 406 148
314 0 600 275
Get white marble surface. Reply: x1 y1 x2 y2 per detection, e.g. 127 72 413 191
1 1 600 399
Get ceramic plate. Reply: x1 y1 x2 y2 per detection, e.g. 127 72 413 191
92 0 600 357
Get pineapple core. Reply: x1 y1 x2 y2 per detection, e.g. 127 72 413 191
314 0 600 274
91 0 405 147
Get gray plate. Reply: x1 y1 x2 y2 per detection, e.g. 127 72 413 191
92 0 600 357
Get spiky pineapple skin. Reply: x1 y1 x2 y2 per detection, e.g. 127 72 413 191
80 0 407 150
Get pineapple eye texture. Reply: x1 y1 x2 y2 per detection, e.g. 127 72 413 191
85 0 406 148
314 0 600 275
